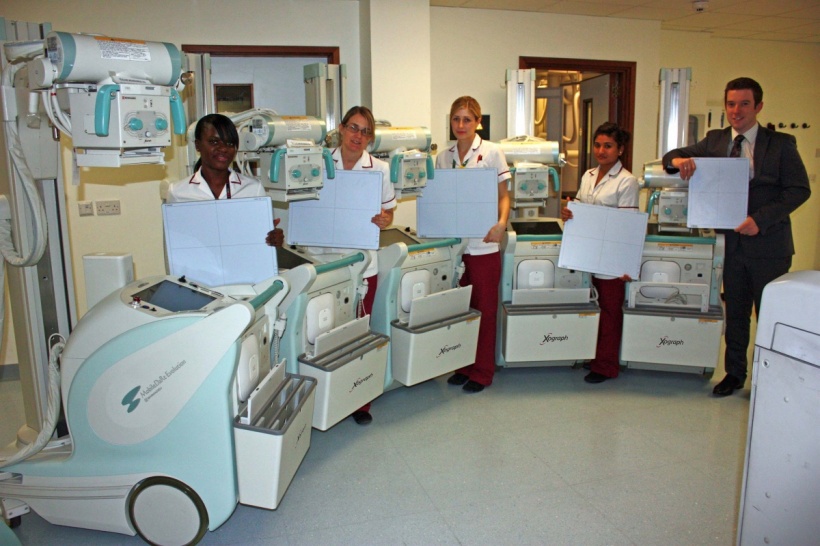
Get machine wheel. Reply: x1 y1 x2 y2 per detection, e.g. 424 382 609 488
9 516 21 528
128 477 208 546
703 368 715 379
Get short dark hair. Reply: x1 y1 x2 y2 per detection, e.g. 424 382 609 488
593 122 630 148
194 113 240 146
193 114 239 172
725 77 763 105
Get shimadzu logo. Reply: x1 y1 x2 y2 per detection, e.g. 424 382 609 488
540 333 569 345
121 386 141 413
120 360 188 412
657 336 684 348
437 343 462 358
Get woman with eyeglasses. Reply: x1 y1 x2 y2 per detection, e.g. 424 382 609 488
166 113 284 245
309 105 397 425
435 96 511 393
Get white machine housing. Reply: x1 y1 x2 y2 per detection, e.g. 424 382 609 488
620 233 725 375
368 126 433 199
738 270 820 546
25 31 184 167
279 254 389 430
258 143 333 202
372 235 480 388
498 232 600 367
499 136 564 219
0 274 317 543
642 161 691 233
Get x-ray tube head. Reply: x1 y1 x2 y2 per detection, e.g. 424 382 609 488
41 31 182 87
241 114 326 151
368 126 432 154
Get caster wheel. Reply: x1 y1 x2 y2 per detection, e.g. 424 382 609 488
10 516 22 528
128 477 208 546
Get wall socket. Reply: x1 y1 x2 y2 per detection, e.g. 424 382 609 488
78 201 94 217
95 200 121 216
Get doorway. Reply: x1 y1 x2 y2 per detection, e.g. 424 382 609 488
520 57 636 197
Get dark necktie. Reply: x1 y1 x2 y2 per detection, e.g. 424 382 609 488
730 134 744 158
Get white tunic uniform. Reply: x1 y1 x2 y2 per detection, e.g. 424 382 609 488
166 170 266 202
435 135 511 256
306 148 397 278
575 160 639 279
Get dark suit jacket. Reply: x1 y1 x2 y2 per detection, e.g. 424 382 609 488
663 125 810 258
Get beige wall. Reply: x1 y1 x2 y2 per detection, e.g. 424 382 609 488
661 30 819 271
1 2 818 367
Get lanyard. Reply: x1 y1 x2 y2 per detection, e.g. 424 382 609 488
452 154 481 169
189 172 233 199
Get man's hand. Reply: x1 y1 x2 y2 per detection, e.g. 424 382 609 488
671 157 697 180
734 216 759 236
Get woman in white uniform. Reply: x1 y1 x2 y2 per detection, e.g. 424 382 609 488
166 113 283 244
435 96 511 393
309 105 396 425
561 122 639 383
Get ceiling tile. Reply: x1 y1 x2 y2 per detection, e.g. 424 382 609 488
662 11 761 29
713 0 820 17
536 0 638 17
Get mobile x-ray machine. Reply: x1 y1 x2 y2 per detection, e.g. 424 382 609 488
278 253 389 431
497 232 600 367
619 231 725 375
371 236 480 389
0 275 318 544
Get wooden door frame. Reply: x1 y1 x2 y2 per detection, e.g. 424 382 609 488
182 44 339 64
519 57 636 172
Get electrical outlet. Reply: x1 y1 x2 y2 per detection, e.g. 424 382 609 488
78 201 94 217
95 200 121 216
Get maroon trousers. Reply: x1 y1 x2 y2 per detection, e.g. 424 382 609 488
457 252 501 386
357 274 378 412
590 276 625 378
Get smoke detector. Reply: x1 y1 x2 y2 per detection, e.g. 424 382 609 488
692 0 709 12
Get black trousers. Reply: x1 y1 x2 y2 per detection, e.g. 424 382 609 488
723 248 791 381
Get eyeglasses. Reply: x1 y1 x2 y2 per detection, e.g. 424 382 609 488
344 123 373 136
203 138 237 149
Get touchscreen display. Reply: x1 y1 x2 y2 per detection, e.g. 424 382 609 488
132 280 216 312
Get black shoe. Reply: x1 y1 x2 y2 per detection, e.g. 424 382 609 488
584 372 609 384
352 410 372 425
712 374 743 397
447 372 469 386
462 380 485 393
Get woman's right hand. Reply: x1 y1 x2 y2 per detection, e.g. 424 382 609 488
560 197 573 221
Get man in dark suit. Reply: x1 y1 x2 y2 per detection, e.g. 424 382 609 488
663 77 810 397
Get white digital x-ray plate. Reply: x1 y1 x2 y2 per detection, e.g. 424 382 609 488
416 168 498 238
687 157 750 229
163 197 278 287
558 201 648 279
287 170 382 250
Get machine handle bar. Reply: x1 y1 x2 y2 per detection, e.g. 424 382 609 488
407 238 461 252
250 280 285 310
314 252 365 275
